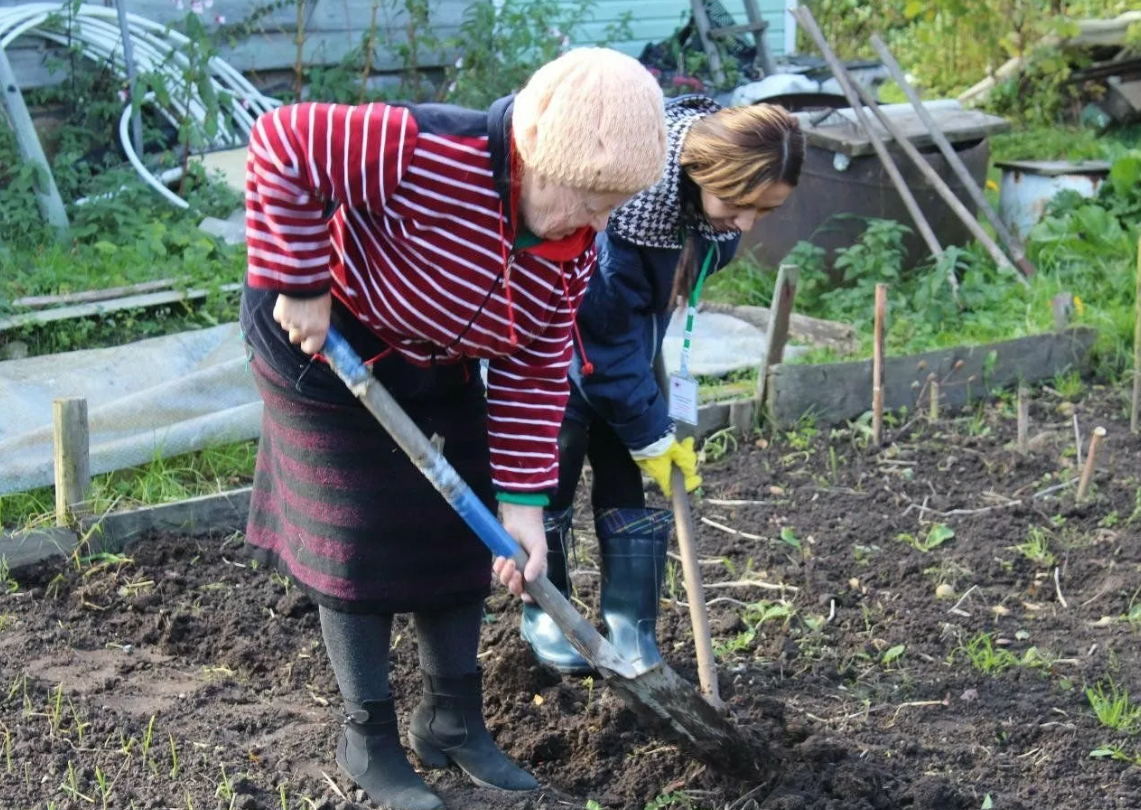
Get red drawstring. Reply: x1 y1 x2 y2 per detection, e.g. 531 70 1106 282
496 203 519 349
557 266 594 377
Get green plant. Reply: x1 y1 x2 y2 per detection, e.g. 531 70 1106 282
1086 679 1141 732
1013 526 1056 567
700 428 738 462
898 523 955 553
952 631 1019 675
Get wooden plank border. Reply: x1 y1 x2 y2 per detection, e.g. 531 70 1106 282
766 327 1097 427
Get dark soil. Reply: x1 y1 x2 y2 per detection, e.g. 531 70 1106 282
3 381 1141 810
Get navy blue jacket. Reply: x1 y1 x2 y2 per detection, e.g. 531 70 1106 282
565 228 740 450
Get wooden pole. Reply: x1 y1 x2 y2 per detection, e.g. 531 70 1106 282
870 33 1035 278
53 398 90 527
927 373 939 421
873 283 887 445
756 263 800 410
1132 237 1140 434
1076 426 1106 503
1017 385 1029 454
0 46 69 238
1052 292 1075 332
670 467 725 712
790 6 944 265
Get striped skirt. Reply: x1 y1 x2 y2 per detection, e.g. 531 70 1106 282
245 343 496 615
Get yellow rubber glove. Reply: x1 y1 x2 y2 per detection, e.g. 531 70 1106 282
634 436 702 498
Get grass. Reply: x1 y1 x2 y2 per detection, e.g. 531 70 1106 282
0 441 258 529
1087 679 1141 733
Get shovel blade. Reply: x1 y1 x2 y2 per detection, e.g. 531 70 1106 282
606 662 779 783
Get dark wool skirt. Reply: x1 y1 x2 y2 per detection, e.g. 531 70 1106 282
242 294 496 614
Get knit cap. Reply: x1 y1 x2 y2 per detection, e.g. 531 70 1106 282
513 47 667 195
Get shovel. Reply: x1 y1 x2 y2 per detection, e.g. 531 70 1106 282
321 326 776 782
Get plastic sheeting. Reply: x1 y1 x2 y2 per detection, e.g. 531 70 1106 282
0 312 801 496
0 324 260 495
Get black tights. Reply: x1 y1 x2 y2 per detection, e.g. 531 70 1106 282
319 601 483 705
549 418 645 513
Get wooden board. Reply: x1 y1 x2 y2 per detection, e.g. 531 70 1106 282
0 283 241 333
700 302 857 354
0 526 80 571
765 327 1096 427
804 106 1011 158
90 487 252 554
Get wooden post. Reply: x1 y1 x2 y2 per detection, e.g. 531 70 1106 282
927 373 939 421
756 263 800 410
1076 426 1106 503
1132 237 1140 434
1017 384 1029 454
0 46 69 237
1052 292 1074 332
53 398 90 527
872 284 887 445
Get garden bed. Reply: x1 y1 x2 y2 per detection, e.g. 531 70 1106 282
2 381 1140 810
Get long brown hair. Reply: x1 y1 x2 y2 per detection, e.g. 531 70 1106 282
670 103 805 306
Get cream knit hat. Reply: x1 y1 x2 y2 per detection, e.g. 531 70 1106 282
513 48 667 195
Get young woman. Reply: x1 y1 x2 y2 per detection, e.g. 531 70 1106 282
240 48 668 809
520 96 805 675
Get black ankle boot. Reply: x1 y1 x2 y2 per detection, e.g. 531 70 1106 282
520 507 593 675
336 699 442 810
597 507 672 673
408 672 539 792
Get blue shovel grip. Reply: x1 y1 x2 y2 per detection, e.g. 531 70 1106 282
321 325 523 562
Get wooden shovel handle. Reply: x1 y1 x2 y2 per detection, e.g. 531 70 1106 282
670 465 725 711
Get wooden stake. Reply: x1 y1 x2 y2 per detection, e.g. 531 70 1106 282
1052 292 1074 332
1017 385 1029 454
1076 426 1106 503
1132 237 1140 434
872 283 887 445
756 263 800 411
53 398 90 527
927 373 939 421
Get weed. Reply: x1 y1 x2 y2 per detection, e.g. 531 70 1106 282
881 644 906 668
1091 744 1141 765
700 428 739 463
1013 527 1056 567
1086 679 1141 732
952 632 1019 675
0 557 17 594
898 523 955 553
169 733 180 778
1053 370 1085 401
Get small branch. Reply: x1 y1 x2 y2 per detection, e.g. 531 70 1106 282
700 517 765 541
705 499 772 507
948 584 980 616
889 694 950 726
1053 567 1068 609
1034 479 1078 499
667 551 732 566
1076 426 1106 503
1073 414 1083 467
703 579 799 593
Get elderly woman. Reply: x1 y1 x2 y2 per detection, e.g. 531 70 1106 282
240 48 667 810
521 97 804 676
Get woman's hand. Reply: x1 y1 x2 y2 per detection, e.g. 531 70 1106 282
492 503 547 602
273 292 332 354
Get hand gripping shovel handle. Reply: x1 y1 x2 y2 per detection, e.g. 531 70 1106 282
321 326 636 680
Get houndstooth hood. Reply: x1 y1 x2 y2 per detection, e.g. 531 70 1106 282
607 95 740 250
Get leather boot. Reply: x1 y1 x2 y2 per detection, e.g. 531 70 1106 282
408 671 539 791
597 507 672 673
336 698 443 810
519 507 593 675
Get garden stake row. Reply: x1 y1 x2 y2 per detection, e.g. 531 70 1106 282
321 326 779 784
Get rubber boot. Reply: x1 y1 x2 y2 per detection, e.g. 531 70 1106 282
519 507 593 675
408 671 539 791
335 699 443 810
597 507 672 673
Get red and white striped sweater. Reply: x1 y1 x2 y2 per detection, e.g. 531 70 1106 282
245 100 596 495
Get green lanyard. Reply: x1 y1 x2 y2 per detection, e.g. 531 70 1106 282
678 245 717 379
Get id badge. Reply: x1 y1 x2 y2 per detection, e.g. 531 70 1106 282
668 373 700 425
